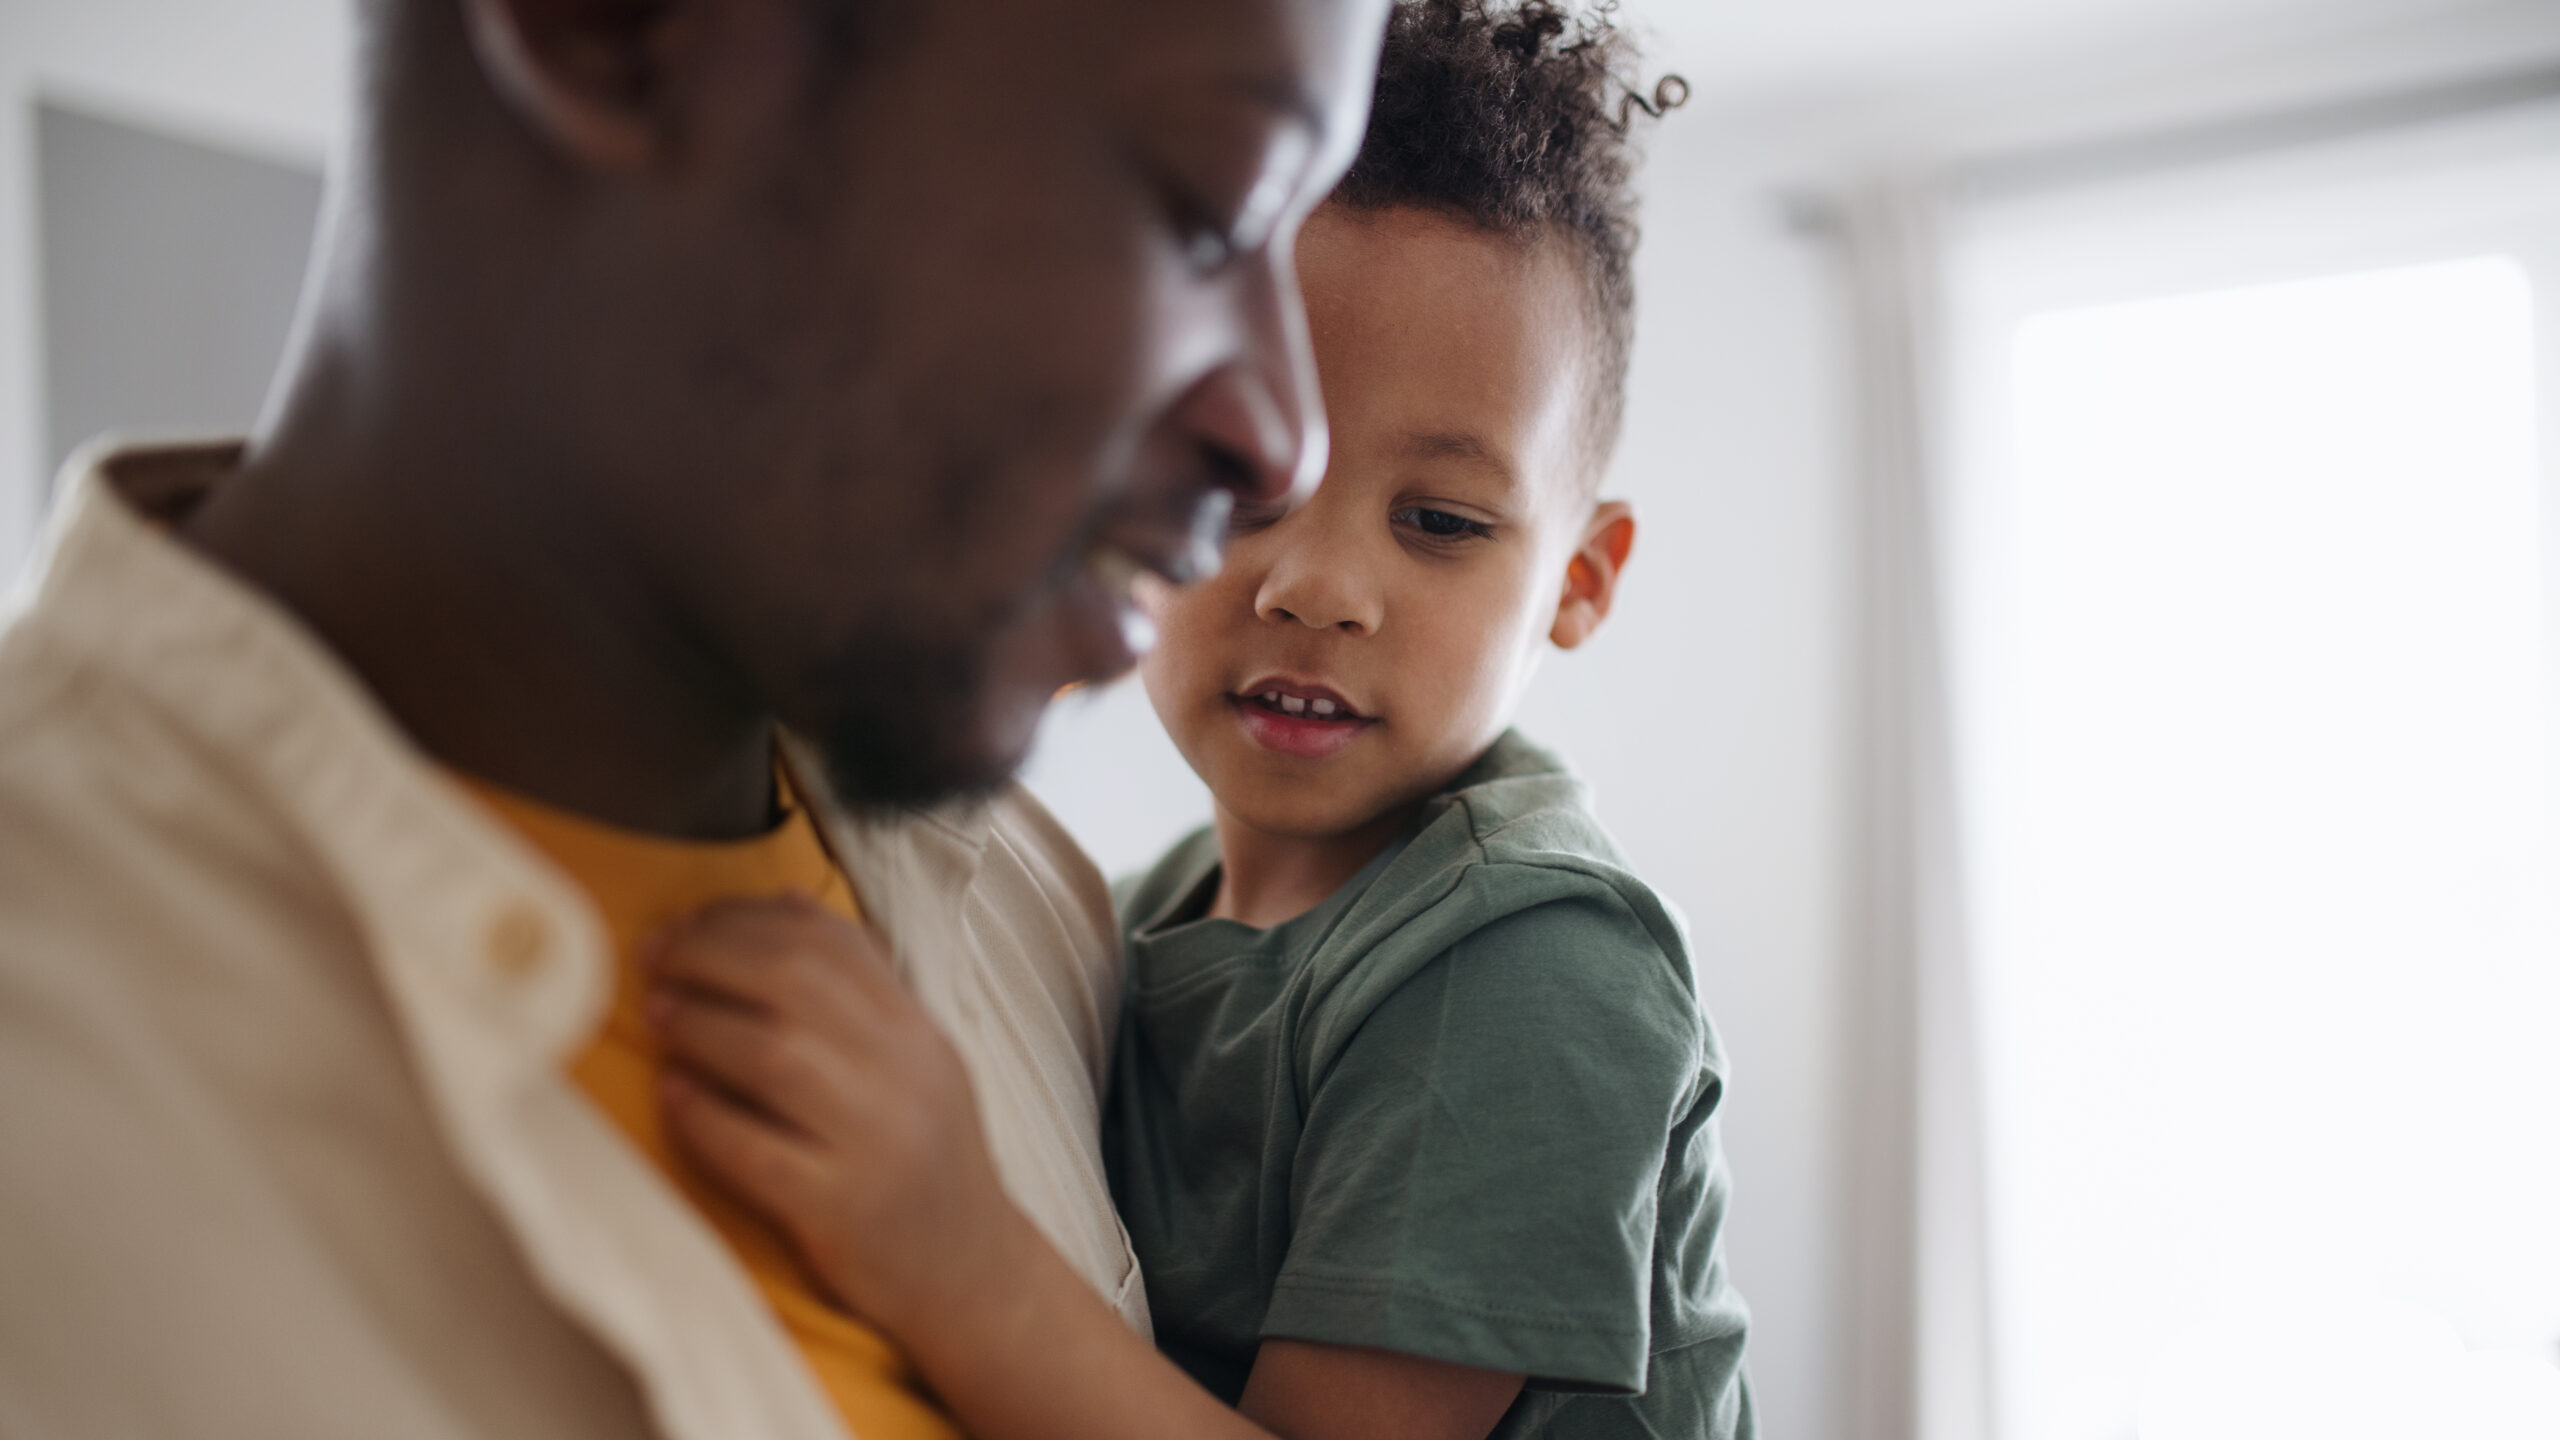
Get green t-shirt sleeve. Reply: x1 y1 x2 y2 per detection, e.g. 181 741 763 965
1261 871 1706 1395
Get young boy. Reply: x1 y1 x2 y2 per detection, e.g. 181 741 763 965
643 4 1751 1438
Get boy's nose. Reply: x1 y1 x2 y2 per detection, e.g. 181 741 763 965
1253 549 1381 636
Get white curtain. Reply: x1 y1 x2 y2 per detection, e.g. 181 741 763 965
1827 174 1998 1440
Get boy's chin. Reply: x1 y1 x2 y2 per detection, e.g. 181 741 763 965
1210 767 1412 844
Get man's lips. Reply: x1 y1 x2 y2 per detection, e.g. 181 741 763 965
1061 546 1155 680
1094 489 1235 591
1228 678 1373 759
1055 490 1237 682
1080 545 1162 653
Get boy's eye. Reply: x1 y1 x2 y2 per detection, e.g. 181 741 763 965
1393 507 1494 542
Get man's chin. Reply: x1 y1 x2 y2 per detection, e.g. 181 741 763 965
807 712 1026 812
794 628 1027 810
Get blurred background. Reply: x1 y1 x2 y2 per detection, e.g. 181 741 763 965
4 2 2555 1437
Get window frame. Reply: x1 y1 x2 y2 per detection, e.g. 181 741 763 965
1934 98 2560 1440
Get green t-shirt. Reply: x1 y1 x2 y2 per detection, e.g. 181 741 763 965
1104 732 1753 1440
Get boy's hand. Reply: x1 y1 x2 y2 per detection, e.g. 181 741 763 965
644 894 1024 1336
644 897 1515 1440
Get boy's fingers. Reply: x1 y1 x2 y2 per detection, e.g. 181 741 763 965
658 1069 829 1221
647 902 909 1013
646 920 838 1013
671 893 890 973
643 902 817 985
655 995 859 1141
652 943 911 1059
673 892 830 944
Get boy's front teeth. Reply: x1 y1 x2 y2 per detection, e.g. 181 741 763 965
1260 692 1341 719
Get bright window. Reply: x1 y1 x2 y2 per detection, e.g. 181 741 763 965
1949 124 2560 1440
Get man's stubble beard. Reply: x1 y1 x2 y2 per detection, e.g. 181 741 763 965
798 506 1070 812
805 620 1017 808
789 382 1107 811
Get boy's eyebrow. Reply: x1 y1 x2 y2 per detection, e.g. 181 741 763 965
1399 430 1524 496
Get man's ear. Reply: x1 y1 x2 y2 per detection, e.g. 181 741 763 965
1549 500 1636 651
461 0 700 171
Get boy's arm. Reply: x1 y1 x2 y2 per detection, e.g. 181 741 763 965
858 1202 1517 1440
1242 1340 1523 1440
645 896 1519 1440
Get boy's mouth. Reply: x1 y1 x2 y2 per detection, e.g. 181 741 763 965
1228 680 1373 759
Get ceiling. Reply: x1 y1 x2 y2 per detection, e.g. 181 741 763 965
1617 0 2498 107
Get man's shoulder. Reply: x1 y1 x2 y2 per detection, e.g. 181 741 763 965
971 781 1120 956
838 781 1149 1324
0 627 89 790
977 781 1105 891
827 778 1122 986
0 532 114 760
0 621 281 934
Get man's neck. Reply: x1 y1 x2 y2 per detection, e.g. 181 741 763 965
1207 800 1419 930
180 400 779 841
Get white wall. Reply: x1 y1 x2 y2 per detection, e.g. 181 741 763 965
37 104 326 483
0 0 348 581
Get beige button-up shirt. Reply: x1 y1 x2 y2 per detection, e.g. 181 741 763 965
0 442 1145 1440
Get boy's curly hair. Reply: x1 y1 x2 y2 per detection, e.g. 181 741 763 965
1336 0 1685 483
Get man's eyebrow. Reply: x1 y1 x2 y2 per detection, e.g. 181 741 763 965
1400 430 1523 493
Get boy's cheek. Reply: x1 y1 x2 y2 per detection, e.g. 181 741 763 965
1134 623 1216 767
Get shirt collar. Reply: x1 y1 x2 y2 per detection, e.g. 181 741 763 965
17 438 1004 1035
15 439 613 1067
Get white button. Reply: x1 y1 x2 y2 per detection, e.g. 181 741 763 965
484 902 551 979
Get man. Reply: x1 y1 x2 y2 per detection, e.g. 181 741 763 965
0 0 1383 1435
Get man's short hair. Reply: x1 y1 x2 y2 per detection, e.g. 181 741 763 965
1333 0 1684 486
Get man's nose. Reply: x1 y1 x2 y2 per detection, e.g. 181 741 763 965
1172 248 1327 511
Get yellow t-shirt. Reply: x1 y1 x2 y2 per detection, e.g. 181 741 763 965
461 770 960 1440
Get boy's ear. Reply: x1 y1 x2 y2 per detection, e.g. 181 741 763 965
1549 501 1635 651
462 0 716 173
